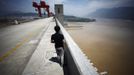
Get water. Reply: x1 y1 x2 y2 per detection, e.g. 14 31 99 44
66 19 134 75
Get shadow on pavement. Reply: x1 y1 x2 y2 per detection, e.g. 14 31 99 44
49 57 59 64
49 56 70 75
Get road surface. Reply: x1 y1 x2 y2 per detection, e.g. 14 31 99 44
0 18 52 75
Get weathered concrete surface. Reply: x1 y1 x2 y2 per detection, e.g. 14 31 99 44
22 18 63 75
0 18 53 75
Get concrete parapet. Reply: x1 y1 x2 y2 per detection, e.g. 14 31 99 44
56 18 99 75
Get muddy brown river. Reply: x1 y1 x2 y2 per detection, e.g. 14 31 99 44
66 19 134 75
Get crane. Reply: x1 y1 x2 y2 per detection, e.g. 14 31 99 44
32 0 51 17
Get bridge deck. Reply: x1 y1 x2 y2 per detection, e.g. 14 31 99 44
22 18 63 75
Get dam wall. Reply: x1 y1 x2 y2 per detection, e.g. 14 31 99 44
55 18 99 75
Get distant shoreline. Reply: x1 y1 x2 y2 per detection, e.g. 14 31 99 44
64 15 96 22
0 17 39 28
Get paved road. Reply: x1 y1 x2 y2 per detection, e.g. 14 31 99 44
22 20 63 75
0 18 52 75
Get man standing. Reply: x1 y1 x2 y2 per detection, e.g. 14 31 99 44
51 25 64 66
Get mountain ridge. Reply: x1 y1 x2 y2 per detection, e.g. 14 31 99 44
89 7 134 20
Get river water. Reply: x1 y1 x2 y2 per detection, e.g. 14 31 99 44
66 19 134 75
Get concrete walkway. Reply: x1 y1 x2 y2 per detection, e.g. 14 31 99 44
22 18 63 75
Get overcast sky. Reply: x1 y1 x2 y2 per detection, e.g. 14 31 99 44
0 0 134 17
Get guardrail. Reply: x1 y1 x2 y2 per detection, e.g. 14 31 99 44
55 18 99 75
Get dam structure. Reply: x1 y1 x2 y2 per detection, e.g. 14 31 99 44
0 3 99 75
22 4 99 75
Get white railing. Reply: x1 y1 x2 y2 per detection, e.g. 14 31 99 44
55 18 99 75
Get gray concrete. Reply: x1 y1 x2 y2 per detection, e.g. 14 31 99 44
0 18 53 75
22 18 63 75
55 4 64 25
0 16 99 75
56 18 99 75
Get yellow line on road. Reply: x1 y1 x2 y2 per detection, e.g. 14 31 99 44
0 21 50 62
0 33 34 62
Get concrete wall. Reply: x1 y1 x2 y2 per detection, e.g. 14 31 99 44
55 19 99 75
55 4 64 25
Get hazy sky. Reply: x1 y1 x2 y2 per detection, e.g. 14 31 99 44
0 0 134 17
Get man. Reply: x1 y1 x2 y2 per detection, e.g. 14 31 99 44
51 25 64 66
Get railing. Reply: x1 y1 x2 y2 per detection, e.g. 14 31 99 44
55 18 99 75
